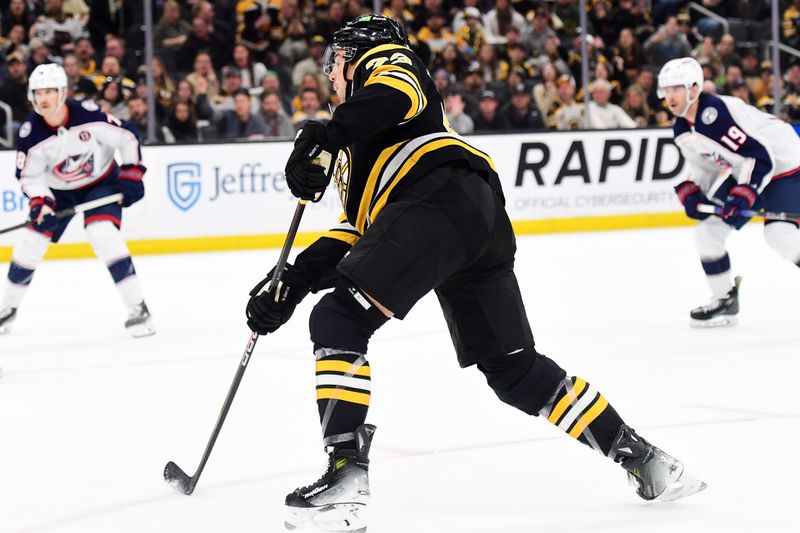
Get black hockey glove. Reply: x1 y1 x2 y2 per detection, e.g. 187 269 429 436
285 121 334 202
674 181 710 221
246 263 311 335
29 196 58 232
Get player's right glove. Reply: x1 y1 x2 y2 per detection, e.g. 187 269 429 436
246 263 311 335
117 163 146 207
285 122 335 202
721 183 758 230
28 196 58 232
674 180 710 220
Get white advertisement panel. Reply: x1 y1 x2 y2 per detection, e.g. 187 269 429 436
0 128 689 249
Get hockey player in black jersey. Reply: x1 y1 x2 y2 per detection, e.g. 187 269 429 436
246 15 706 532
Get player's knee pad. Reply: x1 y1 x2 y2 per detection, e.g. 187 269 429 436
8 228 50 285
764 221 800 264
477 347 567 416
86 221 137 284
694 216 731 259
309 278 390 354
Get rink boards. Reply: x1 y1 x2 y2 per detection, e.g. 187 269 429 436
0 127 691 260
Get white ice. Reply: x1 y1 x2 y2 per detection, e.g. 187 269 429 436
1 224 798 533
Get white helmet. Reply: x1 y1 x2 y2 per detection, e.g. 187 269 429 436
657 57 703 117
27 63 68 115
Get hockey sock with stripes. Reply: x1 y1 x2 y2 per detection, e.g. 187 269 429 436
315 350 371 449
2 228 50 309
701 253 733 299
539 376 626 459
85 221 145 308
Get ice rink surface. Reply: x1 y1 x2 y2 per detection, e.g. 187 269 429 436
1 223 798 533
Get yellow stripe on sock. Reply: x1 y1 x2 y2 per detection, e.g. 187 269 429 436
568 395 609 438
316 360 371 377
316 387 371 406
547 378 587 424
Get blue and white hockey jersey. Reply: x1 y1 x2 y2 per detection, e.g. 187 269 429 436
14 99 142 199
673 93 800 196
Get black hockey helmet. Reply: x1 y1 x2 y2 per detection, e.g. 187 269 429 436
322 14 409 75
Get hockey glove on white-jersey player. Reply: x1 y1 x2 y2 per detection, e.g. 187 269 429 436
246 263 311 335
674 181 710 220
29 196 58 232
721 184 757 230
285 121 335 202
117 163 146 207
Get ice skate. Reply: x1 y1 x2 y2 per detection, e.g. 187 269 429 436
690 276 741 328
125 302 155 338
285 424 376 532
614 424 706 502
0 307 17 335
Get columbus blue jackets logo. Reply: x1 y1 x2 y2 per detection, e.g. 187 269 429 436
54 153 95 182
167 162 202 211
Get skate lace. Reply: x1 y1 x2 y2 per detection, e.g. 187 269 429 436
297 456 336 493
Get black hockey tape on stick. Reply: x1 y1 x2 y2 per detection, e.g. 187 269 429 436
697 203 800 223
0 193 124 236
164 199 308 496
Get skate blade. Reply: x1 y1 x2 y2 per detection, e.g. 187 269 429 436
127 320 156 338
285 503 367 532
656 472 707 502
690 315 737 328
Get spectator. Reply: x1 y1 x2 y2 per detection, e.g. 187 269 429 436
91 55 136 97
0 52 30 127
522 6 557 57
231 43 268 89
472 89 510 131
613 27 645 83
716 33 740 70
739 49 760 81
537 35 571 76
259 88 294 138
533 61 561 127
260 69 293 114
613 0 650 41
588 0 616 50
432 68 454 96
476 43 501 83
236 0 273 54
174 78 196 106
729 78 752 104
382 0 415 31
643 16 691 70
431 42 468 80
291 72 331 112
63 53 96 99
719 64 743 95
783 0 800 49
503 83 544 130
216 88 268 140
587 79 636 129
208 65 259 114
552 0 583 41
702 79 717 94
314 1 346 44
291 87 332 131
454 6 485 58
193 0 233 54
445 91 474 134
2 0 34 39
28 38 56 71
163 101 199 143
632 68 662 116
621 84 654 126
416 11 454 56
499 42 536 81
98 78 129 119
186 51 220 100
178 17 228 73
74 36 96 76
153 0 191 51
103 35 133 77
150 56 176 109
291 34 327 93
29 0 87 55
452 0 482 33
1 24 30 59
484 0 526 45
592 61 623 104
455 61 484 117
554 75 585 130
127 94 161 141
279 18 309 67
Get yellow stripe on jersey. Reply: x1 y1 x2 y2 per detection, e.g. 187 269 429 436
316 360 372 377
356 141 404 233
324 229 360 245
316 388 371 406
368 137 499 221
568 395 609 438
364 67 426 120
547 378 587 424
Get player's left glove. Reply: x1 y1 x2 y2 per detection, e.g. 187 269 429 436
721 184 758 230
28 196 58 232
674 180 710 220
285 122 335 202
117 163 146 207
246 263 311 335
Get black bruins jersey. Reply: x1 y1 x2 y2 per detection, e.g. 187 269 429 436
321 43 501 246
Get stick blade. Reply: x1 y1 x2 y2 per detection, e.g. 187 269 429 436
164 461 196 495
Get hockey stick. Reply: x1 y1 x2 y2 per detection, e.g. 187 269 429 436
0 193 124 236
697 203 800 222
163 199 309 496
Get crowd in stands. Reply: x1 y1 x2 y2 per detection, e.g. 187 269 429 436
0 0 799 144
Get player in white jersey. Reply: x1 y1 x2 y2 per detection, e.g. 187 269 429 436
0 64 155 337
660 57 800 327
